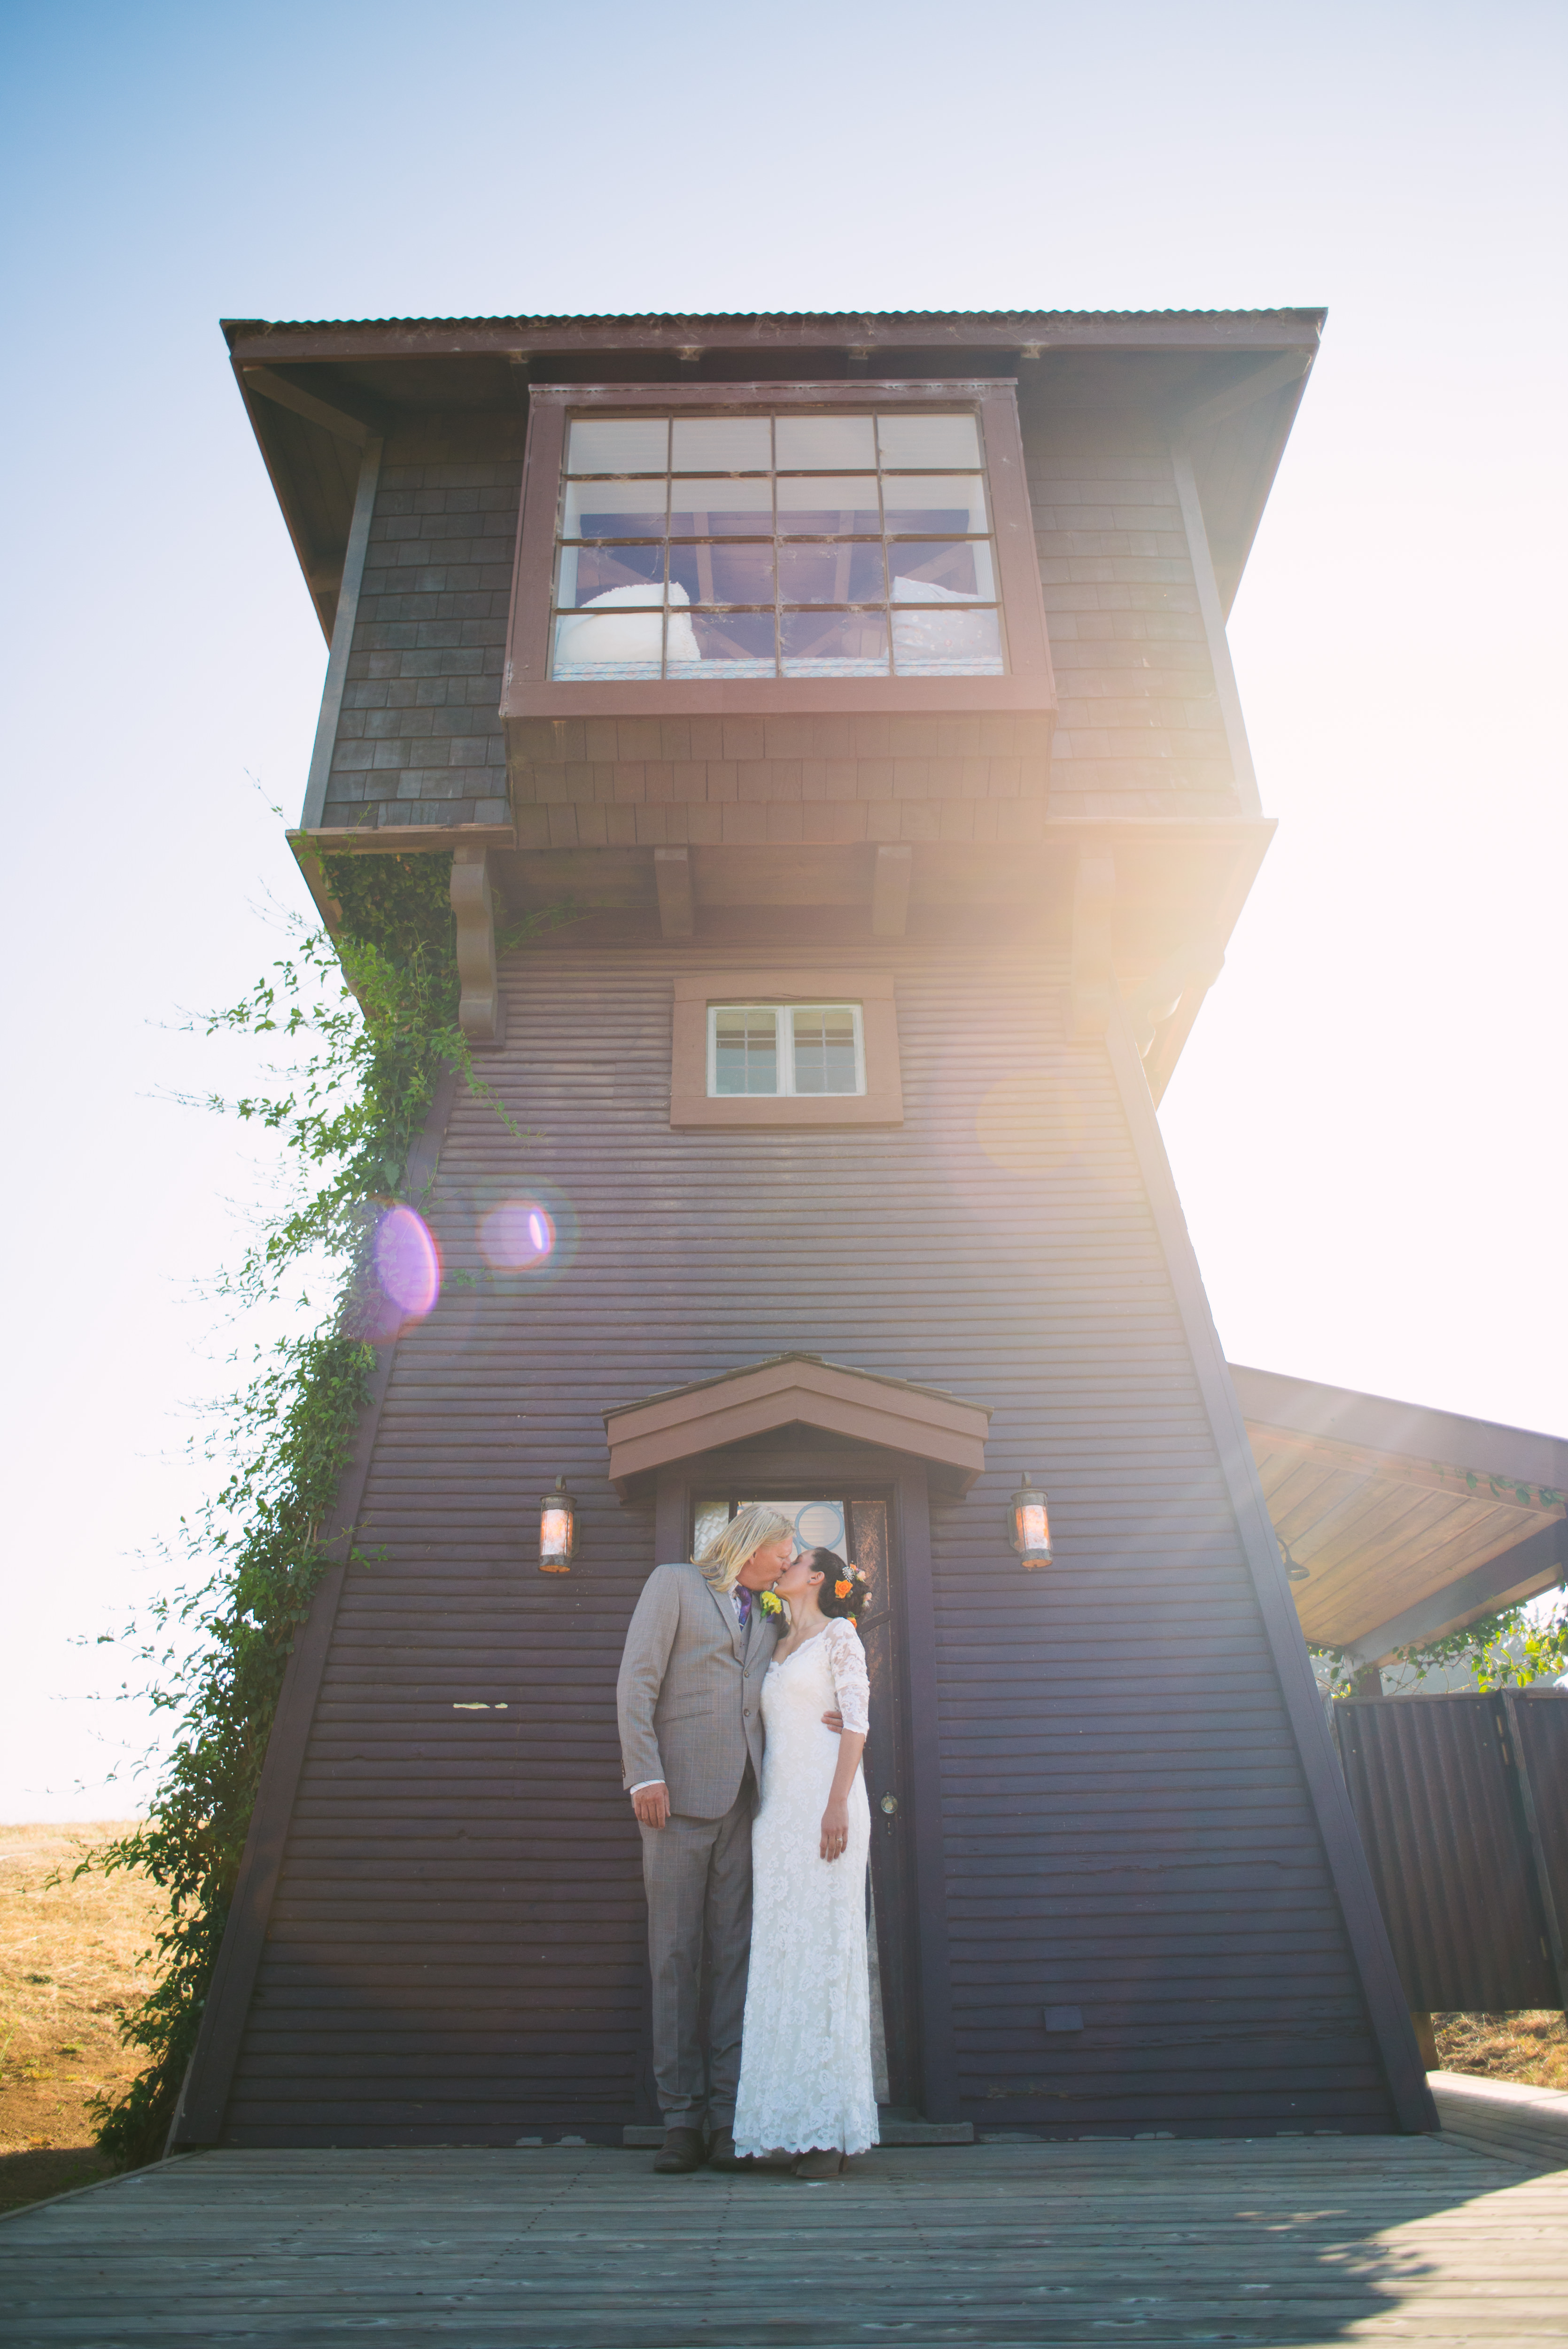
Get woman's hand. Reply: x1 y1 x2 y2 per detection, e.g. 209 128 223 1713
820 1795 850 1862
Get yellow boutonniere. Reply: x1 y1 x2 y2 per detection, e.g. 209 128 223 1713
759 1590 784 1618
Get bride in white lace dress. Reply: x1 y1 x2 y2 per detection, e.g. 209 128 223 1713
732 1547 878 2176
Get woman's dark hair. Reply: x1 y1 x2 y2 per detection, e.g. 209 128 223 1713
800 1548 870 1626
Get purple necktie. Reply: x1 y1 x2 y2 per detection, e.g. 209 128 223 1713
735 1587 752 1628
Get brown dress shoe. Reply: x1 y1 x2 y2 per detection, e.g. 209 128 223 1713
791 2147 846 2178
652 2125 706 2173
706 2126 752 2173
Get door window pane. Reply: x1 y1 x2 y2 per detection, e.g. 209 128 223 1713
713 1008 779 1093
792 1005 859 1094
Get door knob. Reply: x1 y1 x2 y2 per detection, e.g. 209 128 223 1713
879 1793 899 1815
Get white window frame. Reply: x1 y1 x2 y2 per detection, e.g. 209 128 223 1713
706 1002 866 1099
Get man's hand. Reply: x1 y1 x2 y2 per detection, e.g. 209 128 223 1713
632 1783 670 1828
822 1711 844 1735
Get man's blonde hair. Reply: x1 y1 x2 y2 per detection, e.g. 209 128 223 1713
695 1503 793 1592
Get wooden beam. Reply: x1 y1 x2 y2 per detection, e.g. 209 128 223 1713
299 438 382 832
1169 446 1262 818
1249 1423 1568 1519
450 846 505 1045
653 845 695 941
1503 1688 1568 2012
241 364 380 444
1070 849 1116 1039
1173 351 1313 444
1343 1518 1568 1664
1104 1004 1437 2136
870 842 912 938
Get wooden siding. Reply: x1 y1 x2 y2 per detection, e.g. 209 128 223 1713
219 928 1397 2145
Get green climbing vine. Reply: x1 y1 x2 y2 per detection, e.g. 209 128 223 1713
1312 1593 1568 1700
79 849 552 2168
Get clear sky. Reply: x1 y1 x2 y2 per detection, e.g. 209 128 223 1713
2 0 1564 1816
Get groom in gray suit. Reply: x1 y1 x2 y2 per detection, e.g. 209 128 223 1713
617 1504 797 2174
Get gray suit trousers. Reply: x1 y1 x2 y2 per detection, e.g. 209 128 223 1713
640 1775 754 2128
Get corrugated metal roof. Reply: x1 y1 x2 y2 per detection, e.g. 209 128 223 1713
226 305 1324 333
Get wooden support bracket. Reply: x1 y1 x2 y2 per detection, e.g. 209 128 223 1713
1070 850 1117 1039
241 364 385 444
450 846 505 1045
654 846 695 941
870 842 912 939
1124 941 1227 1058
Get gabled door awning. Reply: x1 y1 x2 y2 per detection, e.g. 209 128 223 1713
604 1353 992 1495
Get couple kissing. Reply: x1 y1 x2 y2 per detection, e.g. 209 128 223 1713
616 1502 878 2177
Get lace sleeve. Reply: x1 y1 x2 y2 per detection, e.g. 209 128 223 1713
825 1618 870 1735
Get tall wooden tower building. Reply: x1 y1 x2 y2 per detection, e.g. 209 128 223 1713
176 308 1434 2147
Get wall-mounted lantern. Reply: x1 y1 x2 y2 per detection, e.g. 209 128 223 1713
1007 1470 1053 1567
539 1476 578 1573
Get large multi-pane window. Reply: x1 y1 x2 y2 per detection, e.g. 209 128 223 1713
550 412 1003 682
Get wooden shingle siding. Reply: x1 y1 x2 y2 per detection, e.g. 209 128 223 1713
221 932 1395 2144
1022 412 1238 817
321 429 524 831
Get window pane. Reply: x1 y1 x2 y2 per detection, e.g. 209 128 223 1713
564 479 668 538
713 1008 778 1094
887 539 996 600
780 608 889 676
792 1006 859 1095
876 412 982 468
567 418 668 473
892 602 1003 676
670 611 777 677
669 541 775 606
778 542 886 604
555 542 664 608
882 474 988 533
776 477 881 534
693 1498 733 1557
553 606 664 679
669 479 773 535
775 414 877 469
672 416 771 471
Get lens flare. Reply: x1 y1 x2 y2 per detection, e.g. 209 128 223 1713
479 1198 557 1271
374 1205 442 1318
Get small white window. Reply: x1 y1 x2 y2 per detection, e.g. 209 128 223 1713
707 1003 865 1098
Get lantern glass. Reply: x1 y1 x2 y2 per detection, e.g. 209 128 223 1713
1007 1473 1053 1566
539 1484 577 1573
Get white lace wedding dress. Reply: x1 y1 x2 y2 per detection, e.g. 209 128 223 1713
732 1617 878 2158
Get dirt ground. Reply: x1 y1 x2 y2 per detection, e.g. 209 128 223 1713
1435 2008 1568 2091
0 1822 162 2216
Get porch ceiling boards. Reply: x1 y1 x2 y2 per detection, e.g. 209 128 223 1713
1231 1365 1568 1660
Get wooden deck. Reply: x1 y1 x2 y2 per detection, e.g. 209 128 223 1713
2 2136 1566 2346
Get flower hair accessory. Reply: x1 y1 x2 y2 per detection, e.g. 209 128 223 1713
833 1563 869 1600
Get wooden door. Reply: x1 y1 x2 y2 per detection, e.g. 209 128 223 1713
692 1485 924 2115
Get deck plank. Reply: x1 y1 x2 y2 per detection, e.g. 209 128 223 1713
2 2141 1567 2347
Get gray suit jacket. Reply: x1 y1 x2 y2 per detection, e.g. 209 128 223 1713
616 1562 779 1819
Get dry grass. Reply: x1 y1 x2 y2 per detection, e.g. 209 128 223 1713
1435 2009 1568 2091
0 1821 163 2215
